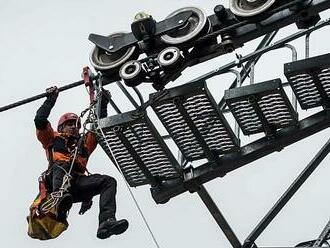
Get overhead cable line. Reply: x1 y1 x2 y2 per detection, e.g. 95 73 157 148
0 72 100 113
0 79 85 113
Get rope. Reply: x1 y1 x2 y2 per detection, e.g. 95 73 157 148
93 95 161 248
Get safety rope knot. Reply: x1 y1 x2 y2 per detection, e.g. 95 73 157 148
40 167 72 214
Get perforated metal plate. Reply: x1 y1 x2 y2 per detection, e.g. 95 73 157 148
284 53 330 110
150 80 239 161
97 110 181 187
224 79 298 135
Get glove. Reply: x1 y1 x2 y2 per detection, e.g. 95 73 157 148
79 200 93 215
46 86 59 100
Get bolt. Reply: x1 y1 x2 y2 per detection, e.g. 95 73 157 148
109 45 114 50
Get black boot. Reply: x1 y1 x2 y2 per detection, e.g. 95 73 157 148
56 193 73 221
97 218 129 239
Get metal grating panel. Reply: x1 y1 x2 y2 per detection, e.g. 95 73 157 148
150 80 239 161
284 53 330 109
97 110 181 187
224 79 298 135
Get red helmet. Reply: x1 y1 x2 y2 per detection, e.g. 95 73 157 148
57 112 81 132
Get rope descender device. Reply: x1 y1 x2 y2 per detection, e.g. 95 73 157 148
82 66 95 103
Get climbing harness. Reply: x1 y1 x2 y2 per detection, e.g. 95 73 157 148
39 93 100 215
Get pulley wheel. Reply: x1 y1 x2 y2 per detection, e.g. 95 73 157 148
157 47 183 70
89 32 137 72
119 60 145 87
161 7 208 45
229 0 276 17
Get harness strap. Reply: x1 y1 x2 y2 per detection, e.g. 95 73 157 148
47 146 54 170
39 92 96 215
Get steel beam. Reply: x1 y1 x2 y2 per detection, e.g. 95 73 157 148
230 0 330 48
151 110 330 204
314 219 330 246
116 81 139 108
218 31 278 109
191 0 330 68
188 18 330 85
197 185 242 248
243 138 330 247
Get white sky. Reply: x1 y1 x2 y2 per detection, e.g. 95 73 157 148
1 1 330 247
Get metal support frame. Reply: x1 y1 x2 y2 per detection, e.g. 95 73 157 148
151 109 330 203
284 53 330 109
218 31 278 110
197 185 242 248
242 43 299 111
249 62 255 85
312 71 330 106
225 0 328 47
249 100 276 136
150 80 239 162
221 69 243 140
92 4 330 247
132 18 328 120
224 79 298 136
116 81 139 108
96 78 123 115
132 86 144 105
222 42 299 116
306 33 311 59
243 138 330 247
98 110 181 187
108 98 122 114
188 19 330 86
88 1 330 89
294 219 330 247
314 219 330 246
153 129 330 247
284 44 298 111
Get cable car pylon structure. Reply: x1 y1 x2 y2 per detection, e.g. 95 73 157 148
2 0 330 247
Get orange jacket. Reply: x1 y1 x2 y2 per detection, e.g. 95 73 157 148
36 122 97 172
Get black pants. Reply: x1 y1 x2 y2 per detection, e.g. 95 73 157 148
50 162 117 223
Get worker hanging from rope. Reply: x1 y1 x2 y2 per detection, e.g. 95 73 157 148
28 83 128 240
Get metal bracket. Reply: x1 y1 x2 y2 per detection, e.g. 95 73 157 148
183 165 201 193
88 11 193 53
